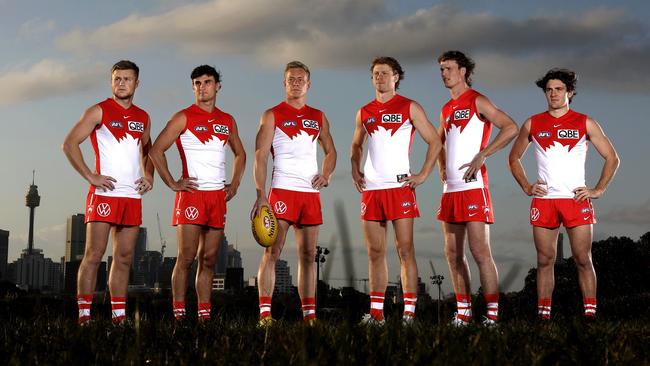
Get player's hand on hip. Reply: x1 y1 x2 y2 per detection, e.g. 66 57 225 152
224 182 239 202
400 173 425 189
89 173 116 191
250 196 271 220
171 177 198 192
352 170 366 193
439 169 447 183
311 174 329 190
527 179 548 197
573 186 602 202
135 176 153 194
459 152 486 181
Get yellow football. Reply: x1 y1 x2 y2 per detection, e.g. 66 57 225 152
252 206 278 247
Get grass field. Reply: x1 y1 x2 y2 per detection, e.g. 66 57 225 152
2 315 649 365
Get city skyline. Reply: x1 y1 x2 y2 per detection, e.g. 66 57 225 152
1 0 649 295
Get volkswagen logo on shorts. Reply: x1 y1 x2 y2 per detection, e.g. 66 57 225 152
185 206 199 220
97 203 111 217
530 208 540 221
274 201 287 215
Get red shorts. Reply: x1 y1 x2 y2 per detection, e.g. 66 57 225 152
361 186 419 221
85 192 141 226
269 188 322 226
173 190 226 229
530 198 596 228
437 188 493 224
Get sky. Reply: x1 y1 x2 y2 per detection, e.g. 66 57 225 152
1 0 649 295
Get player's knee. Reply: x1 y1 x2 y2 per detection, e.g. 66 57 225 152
367 246 385 262
264 249 281 263
537 253 555 268
201 252 217 268
82 252 102 268
573 252 592 268
299 247 316 263
176 255 195 269
396 244 415 261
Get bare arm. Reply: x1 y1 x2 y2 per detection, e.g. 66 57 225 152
224 117 247 201
149 112 198 192
437 113 447 183
508 119 547 197
251 109 275 218
399 101 443 188
135 115 154 194
460 95 519 180
573 117 620 202
313 113 337 190
62 105 117 191
350 109 367 193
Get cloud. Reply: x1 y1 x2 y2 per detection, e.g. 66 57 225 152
18 18 56 39
55 1 650 92
0 60 105 105
600 199 650 225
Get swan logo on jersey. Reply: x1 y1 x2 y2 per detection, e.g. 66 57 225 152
128 121 145 133
194 125 208 132
382 114 402 123
110 121 124 129
283 121 297 127
537 131 552 138
558 129 579 139
453 109 471 120
302 119 319 130
468 204 478 210
213 124 230 135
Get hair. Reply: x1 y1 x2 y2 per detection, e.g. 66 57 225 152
371 56 405 89
111 60 139 79
284 61 310 80
190 65 221 82
535 68 578 102
437 50 476 87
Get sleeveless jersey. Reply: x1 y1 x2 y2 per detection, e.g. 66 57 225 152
90 98 149 198
176 104 233 190
270 102 322 192
441 89 492 193
529 110 588 198
361 94 415 190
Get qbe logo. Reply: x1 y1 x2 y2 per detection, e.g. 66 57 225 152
128 121 145 132
283 121 297 127
453 109 470 120
530 208 540 221
110 121 124 129
213 124 230 135
302 119 320 130
194 125 208 132
557 129 579 139
381 114 402 123
537 131 551 138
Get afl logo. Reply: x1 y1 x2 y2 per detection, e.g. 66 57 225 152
468 204 478 210
128 121 145 132
581 207 591 214
185 207 199 220
213 124 230 135
302 119 320 130
453 109 470 120
360 202 367 215
530 208 540 221
364 117 376 124
283 121 297 127
194 125 208 132
97 203 111 217
401 201 412 208
274 201 287 214
110 121 124 128
382 114 402 123
537 131 551 138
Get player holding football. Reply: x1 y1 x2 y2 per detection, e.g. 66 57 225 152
437 51 518 326
150 65 246 321
350 56 442 325
63 60 153 325
509 68 619 320
252 61 336 325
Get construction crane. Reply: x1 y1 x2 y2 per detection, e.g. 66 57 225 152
156 213 167 258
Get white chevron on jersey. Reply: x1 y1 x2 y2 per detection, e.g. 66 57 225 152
93 124 143 198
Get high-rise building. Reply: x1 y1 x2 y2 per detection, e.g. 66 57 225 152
226 244 242 269
65 214 86 262
13 248 61 291
0 229 8 280
215 235 229 275
225 267 244 291
133 227 147 269
274 259 292 294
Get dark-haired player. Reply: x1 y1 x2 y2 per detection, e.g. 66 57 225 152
150 65 246 321
509 68 619 320
436 50 518 326
351 56 442 325
63 60 153 325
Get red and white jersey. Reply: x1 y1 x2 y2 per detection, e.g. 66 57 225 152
361 94 415 190
176 104 233 190
529 110 588 198
90 98 149 198
441 89 492 193
270 102 322 192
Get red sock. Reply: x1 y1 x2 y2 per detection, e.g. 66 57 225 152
301 297 316 321
197 302 211 321
538 298 552 319
173 300 186 320
584 297 597 317
111 296 127 324
77 294 93 324
484 293 499 321
403 292 417 318
370 291 385 321
455 293 472 322
259 296 272 319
